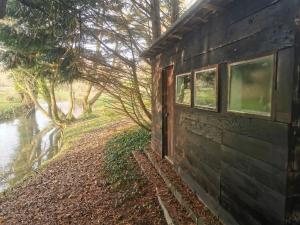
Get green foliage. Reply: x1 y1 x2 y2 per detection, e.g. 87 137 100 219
104 127 150 189
0 93 23 121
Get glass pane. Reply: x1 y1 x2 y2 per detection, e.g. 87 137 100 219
176 74 191 105
194 68 217 109
228 55 274 116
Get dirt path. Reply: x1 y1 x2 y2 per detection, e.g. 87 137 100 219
0 121 166 225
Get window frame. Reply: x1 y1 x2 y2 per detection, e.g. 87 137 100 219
193 65 219 112
175 73 192 107
227 54 276 118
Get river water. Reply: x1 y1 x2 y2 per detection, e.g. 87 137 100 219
0 102 82 192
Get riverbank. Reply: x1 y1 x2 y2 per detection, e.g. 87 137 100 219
0 96 25 121
0 94 166 224
0 119 166 224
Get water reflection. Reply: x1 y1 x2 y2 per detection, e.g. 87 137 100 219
0 102 80 191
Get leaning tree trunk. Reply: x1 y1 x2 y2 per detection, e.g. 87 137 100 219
49 81 61 124
67 82 75 121
0 0 7 19
82 83 93 114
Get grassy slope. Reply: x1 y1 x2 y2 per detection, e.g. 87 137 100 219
60 95 124 152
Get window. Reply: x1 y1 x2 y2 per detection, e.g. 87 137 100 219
194 67 218 110
176 74 191 105
228 55 274 116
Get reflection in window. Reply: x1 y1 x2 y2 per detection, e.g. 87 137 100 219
228 55 274 116
194 68 217 110
176 74 191 105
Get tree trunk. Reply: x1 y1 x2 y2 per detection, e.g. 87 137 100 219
49 81 60 123
67 82 75 121
150 0 161 40
171 0 180 23
0 0 7 19
82 83 93 114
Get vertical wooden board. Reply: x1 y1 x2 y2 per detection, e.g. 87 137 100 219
275 47 295 123
219 63 228 113
152 57 163 155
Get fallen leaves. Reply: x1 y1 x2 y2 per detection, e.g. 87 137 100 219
0 121 166 225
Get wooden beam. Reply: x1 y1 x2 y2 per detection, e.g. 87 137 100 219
202 3 224 12
192 16 208 23
179 27 193 32
169 34 182 40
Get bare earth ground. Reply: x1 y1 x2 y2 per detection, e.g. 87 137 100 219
0 121 166 225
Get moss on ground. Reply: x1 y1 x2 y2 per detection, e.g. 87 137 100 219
104 128 150 189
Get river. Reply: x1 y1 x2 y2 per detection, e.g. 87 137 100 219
0 102 82 192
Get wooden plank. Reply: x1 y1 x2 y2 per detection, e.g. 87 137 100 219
188 0 294 58
175 164 240 225
180 160 220 200
174 108 289 147
222 130 288 170
275 47 295 123
220 191 265 225
184 152 220 190
222 145 287 194
157 191 177 225
144 150 207 225
221 163 286 224
190 23 294 68
184 132 222 172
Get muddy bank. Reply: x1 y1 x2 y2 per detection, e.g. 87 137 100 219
0 121 166 225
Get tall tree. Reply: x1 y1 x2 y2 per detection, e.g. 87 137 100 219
0 0 7 18
150 0 161 40
0 0 183 130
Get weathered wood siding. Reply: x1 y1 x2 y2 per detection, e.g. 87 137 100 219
151 0 299 224
286 1 300 224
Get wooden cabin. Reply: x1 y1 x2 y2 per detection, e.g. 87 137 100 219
142 0 300 224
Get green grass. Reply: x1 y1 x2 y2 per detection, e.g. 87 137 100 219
60 95 123 152
104 127 150 189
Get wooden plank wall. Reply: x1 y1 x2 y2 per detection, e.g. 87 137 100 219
286 1 300 224
152 0 299 224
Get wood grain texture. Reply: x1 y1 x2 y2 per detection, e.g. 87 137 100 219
150 1 299 224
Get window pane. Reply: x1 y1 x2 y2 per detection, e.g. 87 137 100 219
194 68 217 109
228 55 274 116
176 74 191 105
